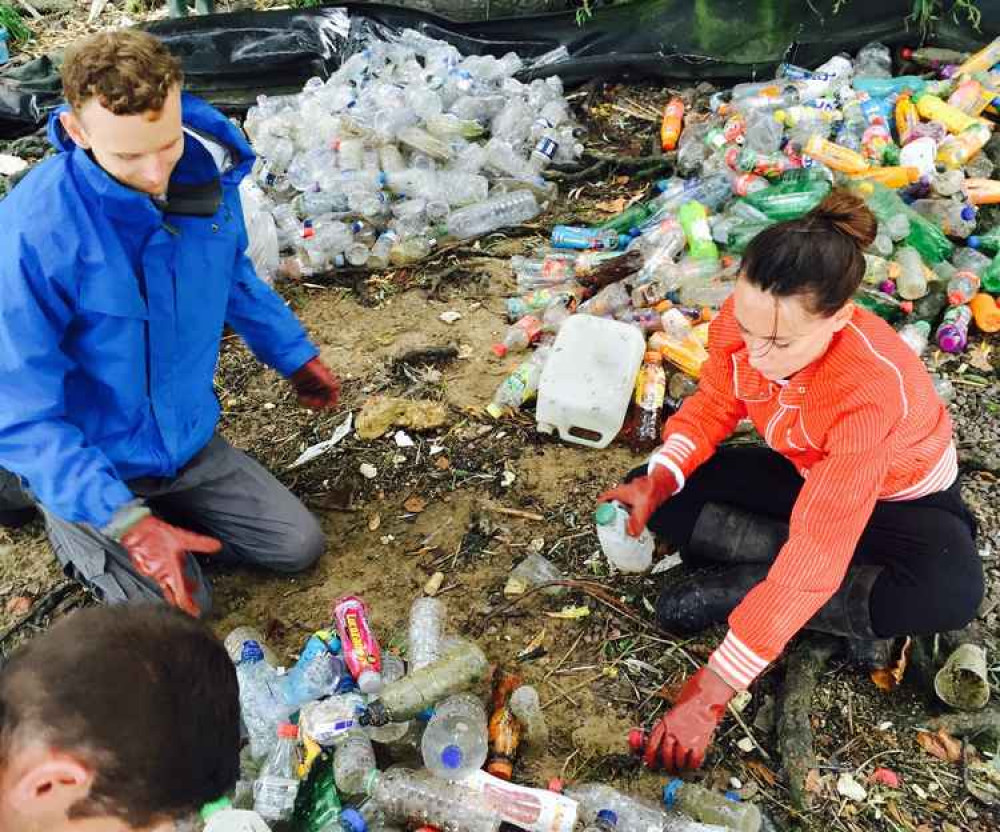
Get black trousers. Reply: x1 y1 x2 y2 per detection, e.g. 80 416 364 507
630 446 983 638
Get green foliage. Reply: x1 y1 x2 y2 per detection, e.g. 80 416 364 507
834 0 983 36
0 3 32 45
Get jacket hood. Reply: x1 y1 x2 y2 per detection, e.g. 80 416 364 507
46 92 255 183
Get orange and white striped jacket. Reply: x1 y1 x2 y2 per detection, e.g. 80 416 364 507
649 297 956 691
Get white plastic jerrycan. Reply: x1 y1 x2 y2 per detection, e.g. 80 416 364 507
535 314 646 448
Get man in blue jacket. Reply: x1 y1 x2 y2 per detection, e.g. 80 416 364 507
0 29 340 617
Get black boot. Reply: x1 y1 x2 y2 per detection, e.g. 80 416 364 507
805 564 894 670
656 562 769 633
686 503 789 564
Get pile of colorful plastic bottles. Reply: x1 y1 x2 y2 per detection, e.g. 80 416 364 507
206 593 761 832
239 28 580 283
486 38 1000 439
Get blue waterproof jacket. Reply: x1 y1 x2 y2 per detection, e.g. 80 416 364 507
0 93 318 527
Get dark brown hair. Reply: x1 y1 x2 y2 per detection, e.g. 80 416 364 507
61 29 183 115
742 188 877 316
0 605 239 826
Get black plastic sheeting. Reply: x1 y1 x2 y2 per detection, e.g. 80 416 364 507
0 0 997 138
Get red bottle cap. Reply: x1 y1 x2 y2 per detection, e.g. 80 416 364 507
900 47 913 60
547 777 564 793
491 343 508 358
278 723 298 739
628 727 647 753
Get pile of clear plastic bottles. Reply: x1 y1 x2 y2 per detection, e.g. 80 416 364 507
486 38 1000 442
204 592 762 832
239 28 582 283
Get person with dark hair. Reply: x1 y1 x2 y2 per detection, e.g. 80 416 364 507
0 29 341 617
600 189 981 773
0 604 240 831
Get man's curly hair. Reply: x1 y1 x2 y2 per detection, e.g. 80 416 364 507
62 29 183 115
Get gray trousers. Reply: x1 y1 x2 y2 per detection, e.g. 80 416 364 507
23 435 325 616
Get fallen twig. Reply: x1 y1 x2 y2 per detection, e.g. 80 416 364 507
0 581 82 651
777 635 839 811
488 506 545 522
927 709 1000 741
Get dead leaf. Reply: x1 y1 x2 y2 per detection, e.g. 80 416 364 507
595 196 628 214
403 496 427 514
367 513 381 531
968 341 993 373
745 759 778 787
870 767 901 788
517 628 547 660
614 175 631 186
805 768 825 795
916 728 962 763
837 772 868 802
871 636 912 691
434 455 451 470
4 596 31 616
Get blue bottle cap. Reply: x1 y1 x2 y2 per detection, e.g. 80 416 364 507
662 778 683 808
596 809 618 826
724 790 741 802
240 641 264 664
961 205 976 221
340 808 367 832
969 235 982 249
441 745 464 770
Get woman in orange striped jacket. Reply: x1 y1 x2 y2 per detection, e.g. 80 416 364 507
600 190 981 773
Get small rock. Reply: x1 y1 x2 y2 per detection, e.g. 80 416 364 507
360 463 378 479
424 571 445 596
394 430 415 448
439 310 462 324
736 737 755 753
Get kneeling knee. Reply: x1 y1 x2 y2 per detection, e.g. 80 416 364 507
272 516 326 573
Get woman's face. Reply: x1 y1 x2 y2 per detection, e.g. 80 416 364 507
733 277 854 381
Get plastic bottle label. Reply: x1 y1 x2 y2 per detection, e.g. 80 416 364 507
464 770 578 832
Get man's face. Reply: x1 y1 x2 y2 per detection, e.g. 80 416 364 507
59 85 184 197
0 742 181 832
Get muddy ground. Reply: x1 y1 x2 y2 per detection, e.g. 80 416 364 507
1 6 1000 828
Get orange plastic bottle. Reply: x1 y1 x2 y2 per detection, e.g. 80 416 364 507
486 670 522 780
963 178 1000 205
970 293 1000 333
853 166 921 188
803 135 870 175
660 97 685 151
895 93 920 145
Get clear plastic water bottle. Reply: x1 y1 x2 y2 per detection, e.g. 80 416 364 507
300 691 366 748
366 768 502 832
946 271 980 306
595 501 654 573
360 641 490 727
282 631 346 708
408 597 446 672
201 797 272 832
253 723 301 823
486 346 552 419
503 552 565 597
445 192 540 239
225 627 279 666
421 692 489 779
334 729 378 796
565 783 725 832
508 685 549 751
854 42 893 79
898 321 931 356
663 779 761 832
237 642 293 760
364 654 412 745
583 810 619 832
894 247 929 300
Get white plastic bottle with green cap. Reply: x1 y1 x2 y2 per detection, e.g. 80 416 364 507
201 796 272 831
595 501 653 573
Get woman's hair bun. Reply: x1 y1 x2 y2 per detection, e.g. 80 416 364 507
809 189 877 250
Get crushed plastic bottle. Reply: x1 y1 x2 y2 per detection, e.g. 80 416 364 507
202 798 272 832
504 552 565 597
360 640 490 726
282 630 346 708
508 685 549 751
408 597 446 672
486 346 552 419
365 768 502 832
663 779 762 832
565 782 726 832
334 729 378 796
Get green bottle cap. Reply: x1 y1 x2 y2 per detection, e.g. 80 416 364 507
595 503 617 526
200 797 231 821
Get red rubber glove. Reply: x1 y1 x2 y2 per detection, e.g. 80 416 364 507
597 464 677 537
120 516 221 617
643 666 735 772
290 358 341 410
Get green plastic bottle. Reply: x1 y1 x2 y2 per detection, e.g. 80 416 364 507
853 181 954 264
597 200 657 234
678 201 719 261
970 226 1000 257
292 756 349 832
982 253 1000 295
742 178 831 222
